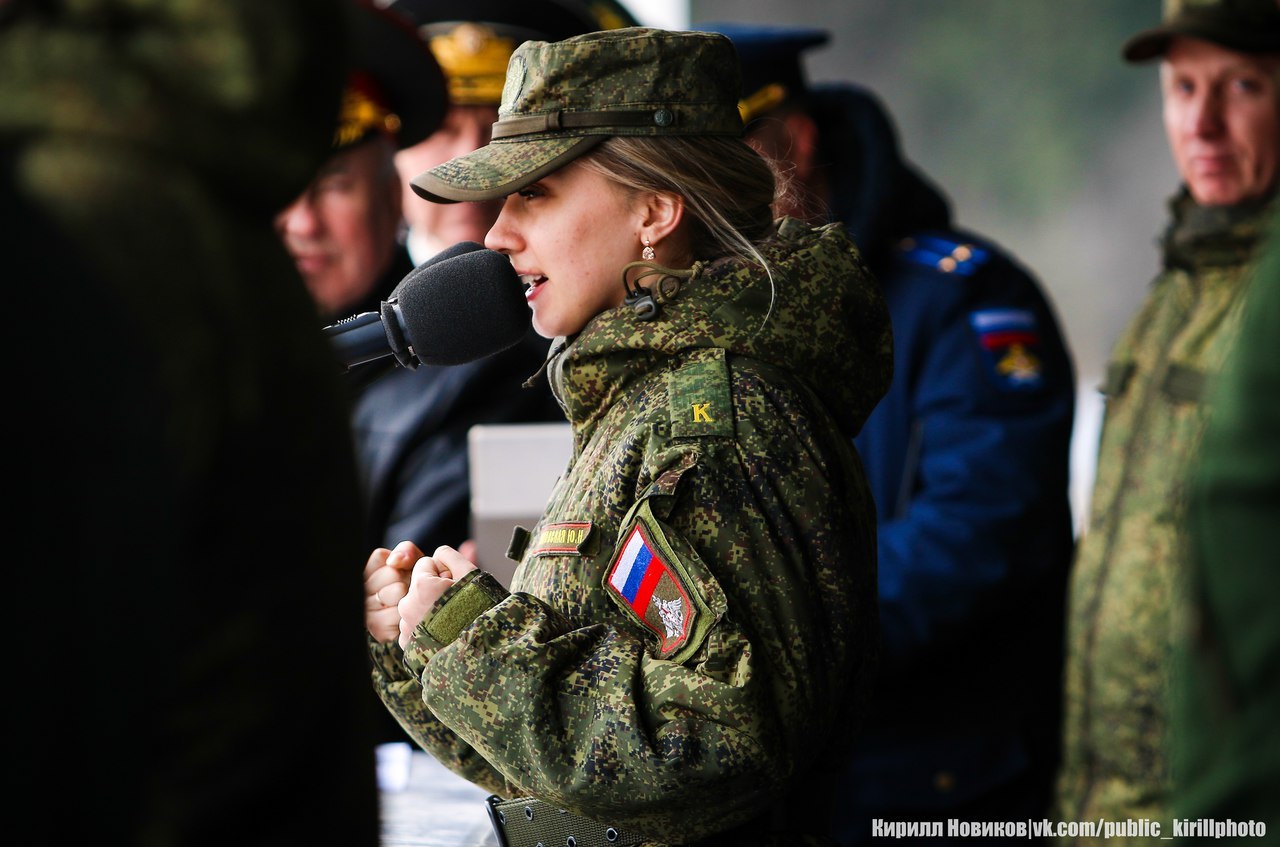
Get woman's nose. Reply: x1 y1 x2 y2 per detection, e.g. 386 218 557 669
484 196 520 254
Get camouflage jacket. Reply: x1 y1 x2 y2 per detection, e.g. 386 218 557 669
371 218 892 845
1056 190 1274 840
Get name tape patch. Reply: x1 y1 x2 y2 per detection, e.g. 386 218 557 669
529 521 593 557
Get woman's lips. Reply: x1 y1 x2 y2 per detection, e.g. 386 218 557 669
521 274 547 302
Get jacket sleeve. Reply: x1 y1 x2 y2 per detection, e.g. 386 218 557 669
388 377 876 843
369 628 520 794
860 256 1076 674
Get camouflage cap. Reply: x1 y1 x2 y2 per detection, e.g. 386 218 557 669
1123 0 1280 63
410 27 745 203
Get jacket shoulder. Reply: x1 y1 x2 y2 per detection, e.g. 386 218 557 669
892 230 1002 279
887 228 1048 309
665 348 735 439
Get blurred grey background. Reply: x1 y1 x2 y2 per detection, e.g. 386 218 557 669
620 0 1177 529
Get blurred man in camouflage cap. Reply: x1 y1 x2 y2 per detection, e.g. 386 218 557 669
386 0 638 264
1056 1 1278 842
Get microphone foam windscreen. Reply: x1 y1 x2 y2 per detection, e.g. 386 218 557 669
389 240 483 301
393 248 529 366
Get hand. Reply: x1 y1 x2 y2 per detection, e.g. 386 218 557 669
458 538 479 565
397 545 479 651
364 540 424 644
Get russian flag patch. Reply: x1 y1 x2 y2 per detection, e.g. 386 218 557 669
969 308 1044 391
606 522 696 656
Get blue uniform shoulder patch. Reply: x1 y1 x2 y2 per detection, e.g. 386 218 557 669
897 233 991 277
969 308 1044 391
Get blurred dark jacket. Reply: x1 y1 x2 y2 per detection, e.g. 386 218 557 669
5 2 380 843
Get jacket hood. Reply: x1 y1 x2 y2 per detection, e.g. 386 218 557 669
809 84 951 269
550 217 893 438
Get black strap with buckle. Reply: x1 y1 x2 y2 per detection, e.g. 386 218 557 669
486 795 645 847
491 108 675 139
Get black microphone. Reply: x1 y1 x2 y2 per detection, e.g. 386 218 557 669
393 239 484 295
323 244 528 371
324 240 481 369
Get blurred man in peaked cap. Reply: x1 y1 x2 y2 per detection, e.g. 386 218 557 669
701 21 1076 846
276 0 446 322
272 2 452 750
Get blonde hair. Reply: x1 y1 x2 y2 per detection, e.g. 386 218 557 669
577 135 781 268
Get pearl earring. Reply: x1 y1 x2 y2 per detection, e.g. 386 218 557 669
641 238 655 261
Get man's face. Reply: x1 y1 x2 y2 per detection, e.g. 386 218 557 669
275 137 402 318
395 104 504 254
1161 38 1280 207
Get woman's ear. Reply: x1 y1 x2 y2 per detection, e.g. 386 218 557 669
639 191 684 245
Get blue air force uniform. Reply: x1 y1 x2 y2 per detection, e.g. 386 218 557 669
706 24 1077 842
829 84 1074 839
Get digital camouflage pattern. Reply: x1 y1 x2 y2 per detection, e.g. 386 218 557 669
1055 191 1274 844
411 27 745 203
370 217 893 845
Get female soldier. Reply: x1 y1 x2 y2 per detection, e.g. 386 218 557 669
363 27 892 847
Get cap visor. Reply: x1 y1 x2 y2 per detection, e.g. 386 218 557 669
1123 22 1280 63
410 134 605 203
1122 27 1171 62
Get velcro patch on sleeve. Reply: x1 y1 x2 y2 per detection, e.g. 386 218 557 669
604 501 714 662
667 349 734 438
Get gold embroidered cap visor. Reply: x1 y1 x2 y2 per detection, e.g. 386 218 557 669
410 27 745 204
